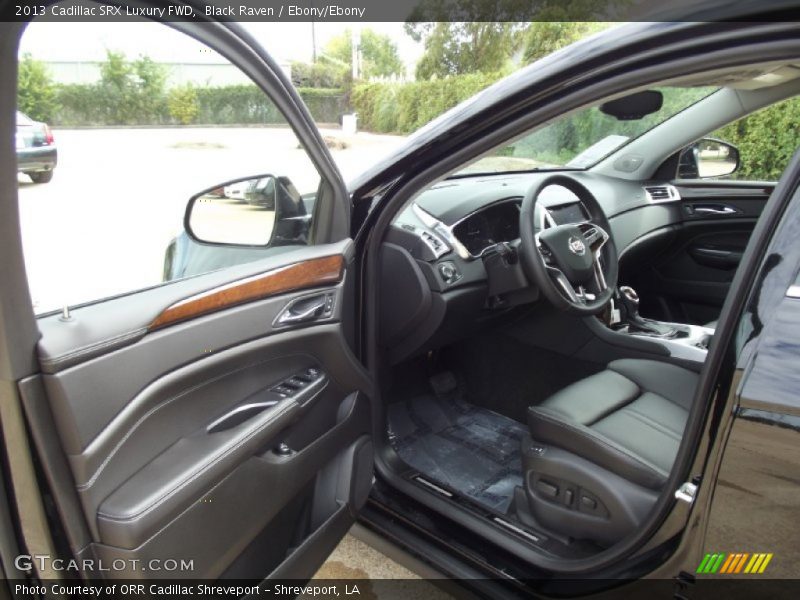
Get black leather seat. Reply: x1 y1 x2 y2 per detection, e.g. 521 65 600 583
528 359 698 490
520 359 699 543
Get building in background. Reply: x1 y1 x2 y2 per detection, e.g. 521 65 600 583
42 59 291 88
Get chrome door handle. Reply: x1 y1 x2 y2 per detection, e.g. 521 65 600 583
207 400 280 433
693 206 737 215
278 298 326 324
275 293 333 326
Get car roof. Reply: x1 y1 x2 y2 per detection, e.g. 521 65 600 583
16 111 34 125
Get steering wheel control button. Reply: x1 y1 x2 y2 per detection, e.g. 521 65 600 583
438 261 461 285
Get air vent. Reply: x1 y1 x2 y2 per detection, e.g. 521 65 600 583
419 230 448 258
644 185 681 203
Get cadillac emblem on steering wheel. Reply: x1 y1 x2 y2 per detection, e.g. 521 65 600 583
568 235 586 256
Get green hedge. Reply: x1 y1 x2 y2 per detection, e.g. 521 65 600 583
351 72 503 134
714 96 800 181
52 83 346 126
354 75 799 181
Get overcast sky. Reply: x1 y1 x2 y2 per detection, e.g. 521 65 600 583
19 21 424 72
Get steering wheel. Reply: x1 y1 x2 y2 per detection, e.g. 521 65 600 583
519 174 618 315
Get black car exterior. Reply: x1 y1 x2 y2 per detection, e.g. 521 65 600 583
162 14 800 591
15 111 56 183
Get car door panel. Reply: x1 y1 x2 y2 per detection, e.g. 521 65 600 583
633 182 772 323
0 13 368 584
85 395 371 579
20 241 372 580
35 243 349 447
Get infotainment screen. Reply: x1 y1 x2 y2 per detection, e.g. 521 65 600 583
548 202 589 225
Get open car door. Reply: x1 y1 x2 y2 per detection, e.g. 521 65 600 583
0 15 372 583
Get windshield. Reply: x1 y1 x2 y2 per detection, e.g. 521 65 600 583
457 86 719 175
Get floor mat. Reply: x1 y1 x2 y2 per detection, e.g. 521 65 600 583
388 394 527 514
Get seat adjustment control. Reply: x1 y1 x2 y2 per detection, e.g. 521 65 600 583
537 479 559 498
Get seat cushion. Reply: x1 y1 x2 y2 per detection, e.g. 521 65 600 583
704 320 718 329
528 359 699 490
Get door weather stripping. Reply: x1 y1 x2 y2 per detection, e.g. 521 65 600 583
675 481 698 504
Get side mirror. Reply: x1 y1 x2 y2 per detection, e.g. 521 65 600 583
186 175 310 247
678 138 740 179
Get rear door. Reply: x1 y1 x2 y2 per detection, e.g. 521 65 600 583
1 16 372 582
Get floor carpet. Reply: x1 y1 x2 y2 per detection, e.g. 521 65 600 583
387 394 528 514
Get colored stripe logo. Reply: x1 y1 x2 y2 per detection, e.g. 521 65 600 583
696 552 773 574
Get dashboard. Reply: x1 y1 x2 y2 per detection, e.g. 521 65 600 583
382 170 686 364
452 200 521 257
450 198 592 257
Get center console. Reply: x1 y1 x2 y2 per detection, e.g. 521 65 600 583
601 285 714 364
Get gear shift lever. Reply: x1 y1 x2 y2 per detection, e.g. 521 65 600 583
617 285 677 337
618 286 641 319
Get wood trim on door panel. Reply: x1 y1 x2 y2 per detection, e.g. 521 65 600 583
149 255 344 331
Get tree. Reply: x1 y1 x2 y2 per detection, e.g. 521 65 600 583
361 29 405 78
404 0 622 79
98 50 135 123
98 50 168 124
17 54 59 122
405 22 526 80
323 28 404 80
132 55 168 120
167 83 199 125
132 55 167 97
100 50 134 92
522 22 609 64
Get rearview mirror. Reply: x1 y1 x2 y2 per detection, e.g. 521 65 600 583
678 138 740 179
599 90 663 121
186 175 312 247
